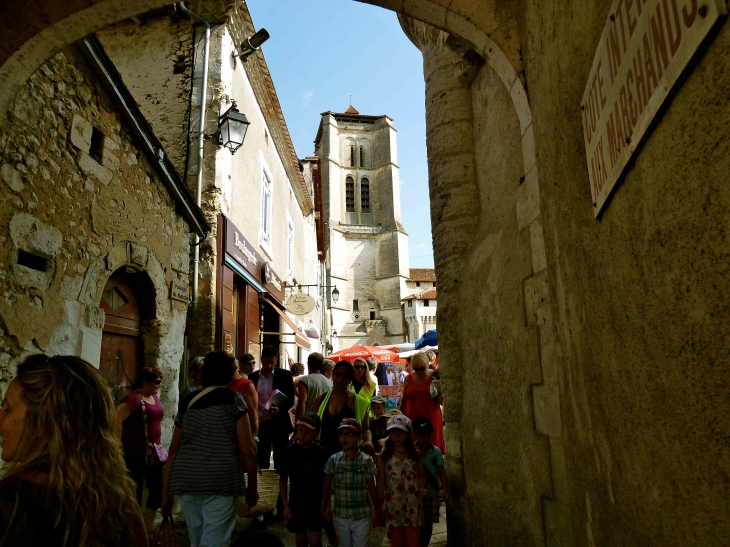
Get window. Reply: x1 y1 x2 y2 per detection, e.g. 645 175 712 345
287 221 294 280
360 146 365 168
408 300 413 307
349 146 355 167
424 300 430 307
89 126 105 163
360 178 370 213
416 282 421 287
353 299 359 311
346 176 355 212
369 309 376 320
260 171 272 244
433 282 437 288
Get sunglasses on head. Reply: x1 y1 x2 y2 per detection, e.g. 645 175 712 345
413 367 426 372
353 365 367 370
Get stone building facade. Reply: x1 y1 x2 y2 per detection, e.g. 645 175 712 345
2 2 729 547
315 106 409 350
0 37 207 444
402 268 437 342
97 2 322 366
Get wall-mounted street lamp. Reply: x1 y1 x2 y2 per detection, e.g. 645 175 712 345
331 286 340 304
332 329 338 338
216 101 250 154
239 28 270 61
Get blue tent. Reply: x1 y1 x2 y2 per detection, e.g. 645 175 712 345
415 329 437 349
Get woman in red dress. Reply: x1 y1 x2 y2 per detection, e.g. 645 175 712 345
400 352 445 453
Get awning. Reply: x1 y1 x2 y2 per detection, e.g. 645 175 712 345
263 296 311 350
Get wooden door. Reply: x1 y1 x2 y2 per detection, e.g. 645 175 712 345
99 272 143 405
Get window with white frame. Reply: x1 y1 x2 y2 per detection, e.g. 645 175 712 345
260 170 272 245
287 220 294 280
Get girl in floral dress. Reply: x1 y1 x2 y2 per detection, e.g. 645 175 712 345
376 415 426 547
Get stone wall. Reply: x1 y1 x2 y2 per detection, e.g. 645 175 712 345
520 2 730 546
96 16 194 177
402 2 730 546
0 47 191 444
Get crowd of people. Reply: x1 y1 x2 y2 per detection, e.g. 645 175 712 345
0 347 445 547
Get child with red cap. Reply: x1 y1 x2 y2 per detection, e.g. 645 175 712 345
278 412 329 547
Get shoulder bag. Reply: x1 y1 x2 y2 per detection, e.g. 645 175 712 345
139 394 168 466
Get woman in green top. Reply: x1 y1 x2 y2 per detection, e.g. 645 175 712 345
350 357 378 402
314 361 373 457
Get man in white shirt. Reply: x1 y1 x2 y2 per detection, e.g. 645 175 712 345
386 367 395 386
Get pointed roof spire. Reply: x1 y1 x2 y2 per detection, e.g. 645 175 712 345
345 104 359 115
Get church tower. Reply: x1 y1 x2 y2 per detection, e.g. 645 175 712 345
314 105 409 350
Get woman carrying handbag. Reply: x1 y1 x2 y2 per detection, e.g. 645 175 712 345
117 366 167 544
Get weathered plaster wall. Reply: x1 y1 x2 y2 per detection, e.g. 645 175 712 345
0 47 191 444
97 16 194 177
519 2 730 545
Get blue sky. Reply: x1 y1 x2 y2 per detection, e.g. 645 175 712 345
246 0 434 268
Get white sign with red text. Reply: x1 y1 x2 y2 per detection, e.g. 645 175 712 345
582 0 726 216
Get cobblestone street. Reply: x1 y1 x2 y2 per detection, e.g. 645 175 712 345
162 504 447 547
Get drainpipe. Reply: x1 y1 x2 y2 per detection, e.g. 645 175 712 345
178 1 210 313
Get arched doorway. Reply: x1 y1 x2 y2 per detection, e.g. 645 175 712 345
99 269 154 404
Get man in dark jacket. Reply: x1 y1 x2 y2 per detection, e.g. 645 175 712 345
248 345 294 472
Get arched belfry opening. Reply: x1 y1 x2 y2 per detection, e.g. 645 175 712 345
98 268 155 404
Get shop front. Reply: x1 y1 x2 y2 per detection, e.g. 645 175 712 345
218 214 310 363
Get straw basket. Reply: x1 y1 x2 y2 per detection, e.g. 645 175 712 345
237 469 279 518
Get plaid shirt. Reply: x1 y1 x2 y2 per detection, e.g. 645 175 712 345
324 450 377 520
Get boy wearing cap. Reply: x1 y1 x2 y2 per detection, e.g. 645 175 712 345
412 417 448 547
278 412 330 547
366 396 388 455
321 418 382 547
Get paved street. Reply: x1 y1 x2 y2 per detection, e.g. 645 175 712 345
163 504 447 546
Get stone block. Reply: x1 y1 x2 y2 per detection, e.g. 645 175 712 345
510 80 533 136
549 438 570 503
9 212 62 256
532 383 562 438
2 164 24 192
87 306 105 330
521 123 537 174
529 218 547 273
523 272 549 327
543 498 574 547
70 114 92 152
60 275 82 300
78 152 112 185
170 250 189 274
106 245 127 272
516 166 540 229
79 326 102 368
128 242 148 269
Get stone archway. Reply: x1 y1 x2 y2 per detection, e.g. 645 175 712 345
0 0 522 119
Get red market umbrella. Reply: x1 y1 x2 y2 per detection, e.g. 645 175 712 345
326 345 401 364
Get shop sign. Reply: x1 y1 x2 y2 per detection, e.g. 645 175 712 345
223 216 285 304
286 292 316 315
582 0 725 216
170 281 190 302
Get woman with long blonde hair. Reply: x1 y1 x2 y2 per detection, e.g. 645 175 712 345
350 357 377 402
0 354 147 546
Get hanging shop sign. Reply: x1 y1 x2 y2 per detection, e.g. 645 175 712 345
581 0 726 216
286 292 316 315
223 216 285 304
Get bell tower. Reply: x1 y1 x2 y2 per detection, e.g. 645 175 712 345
314 105 409 349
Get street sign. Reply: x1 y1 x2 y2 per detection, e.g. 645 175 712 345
582 0 726 216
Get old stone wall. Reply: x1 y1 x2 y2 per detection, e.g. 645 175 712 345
97 16 194 177
0 47 191 443
520 2 730 546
